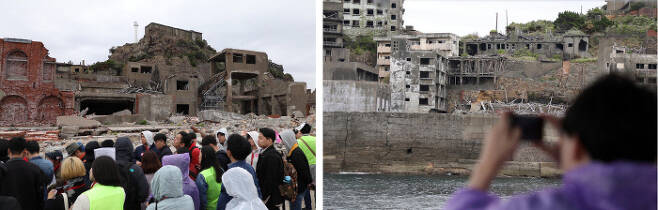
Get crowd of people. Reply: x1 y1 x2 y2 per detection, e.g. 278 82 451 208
0 122 316 210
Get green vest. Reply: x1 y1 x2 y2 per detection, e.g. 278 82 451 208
82 183 125 210
298 136 316 165
200 168 222 210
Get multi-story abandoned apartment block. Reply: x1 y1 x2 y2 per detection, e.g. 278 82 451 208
463 30 589 59
341 0 404 37
324 0 345 49
375 33 459 81
0 38 75 126
385 34 458 113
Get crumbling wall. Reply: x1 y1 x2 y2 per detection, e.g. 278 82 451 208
323 80 390 112
136 94 173 121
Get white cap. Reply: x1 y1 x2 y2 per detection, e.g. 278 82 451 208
94 148 116 160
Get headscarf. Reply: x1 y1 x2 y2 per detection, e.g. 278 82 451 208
141 131 154 145
223 167 267 210
280 130 297 152
151 165 185 201
247 131 261 150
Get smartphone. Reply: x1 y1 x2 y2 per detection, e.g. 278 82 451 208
509 114 544 141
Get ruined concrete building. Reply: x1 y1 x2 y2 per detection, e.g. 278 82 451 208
603 45 657 87
0 38 75 126
324 0 345 49
463 30 590 59
375 33 460 81
341 0 405 37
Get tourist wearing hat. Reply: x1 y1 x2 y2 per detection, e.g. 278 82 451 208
65 142 86 160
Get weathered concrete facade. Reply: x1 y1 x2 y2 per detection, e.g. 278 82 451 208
145 22 202 42
0 38 75 126
324 80 390 112
323 0 345 49
388 36 450 113
324 112 559 176
342 0 405 37
463 30 590 59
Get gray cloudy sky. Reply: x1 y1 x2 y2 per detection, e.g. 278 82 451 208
0 0 317 88
405 0 606 36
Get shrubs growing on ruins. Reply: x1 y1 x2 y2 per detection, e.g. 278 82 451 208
89 59 124 75
138 120 149 125
344 35 377 55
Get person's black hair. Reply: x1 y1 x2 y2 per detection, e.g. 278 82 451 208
0 139 9 162
91 156 122 187
182 132 195 148
258 128 276 142
25 141 39 154
154 133 167 142
300 124 312 134
201 136 218 146
176 146 189 154
178 131 188 137
562 74 656 163
85 141 100 163
226 134 251 160
8 137 26 155
101 139 114 148
200 146 223 183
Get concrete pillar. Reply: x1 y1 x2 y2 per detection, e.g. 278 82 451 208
226 74 232 112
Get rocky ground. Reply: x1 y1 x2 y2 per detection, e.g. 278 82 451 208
0 110 315 156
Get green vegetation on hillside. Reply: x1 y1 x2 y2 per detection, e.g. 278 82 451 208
344 35 376 55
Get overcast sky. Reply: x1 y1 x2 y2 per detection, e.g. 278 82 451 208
405 0 606 36
0 0 317 88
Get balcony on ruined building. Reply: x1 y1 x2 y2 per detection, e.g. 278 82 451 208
323 41 342 47
377 58 390 65
410 43 453 51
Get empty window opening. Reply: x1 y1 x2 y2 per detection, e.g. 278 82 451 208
420 58 433 65
391 26 396 31
80 100 134 115
377 9 383 15
384 43 391 47
406 57 411 61
353 9 360 15
343 8 350 14
246 55 256 64
636 64 645 69
176 104 190 115
391 15 397 20
479 43 487 51
649 64 657 69
131 67 138 73
487 44 492 49
526 44 530 49
353 0 360 3
367 9 374 16
366 21 374 28
556 43 564 50
405 85 410 89
384 66 390 71
420 85 429 91
367 0 373 3
233 53 244 63
419 98 429 105
344 20 350 25
406 71 410 75
568 43 573 47
177 80 189 90
352 20 360 27
537 44 542 49
420 71 430 78
392 3 397 8
405 98 410 101
5 51 28 79
140 66 152 74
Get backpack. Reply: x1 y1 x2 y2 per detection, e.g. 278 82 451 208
278 156 298 202
117 161 140 210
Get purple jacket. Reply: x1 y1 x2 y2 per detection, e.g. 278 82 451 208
162 154 200 210
445 161 657 210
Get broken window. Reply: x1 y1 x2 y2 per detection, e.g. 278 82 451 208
176 104 190 115
420 58 433 65
384 43 391 47
246 55 256 64
526 44 530 49
406 85 410 89
177 80 189 90
405 98 410 101
42 61 55 81
420 71 430 78
131 67 138 73
352 20 360 27
5 51 28 79
537 44 542 49
391 15 397 20
420 85 429 91
406 71 410 75
367 0 373 4
384 66 390 71
353 0 360 3
366 21 374 28
324 11 339 19
391 26 396 31
377 9 383 15
636 64 645 69
384 56 390 59
419 98 429 105
556 43 564 50
568 43 573 47
578 40 587 51
392 3 397 8
377 21 383 27
367 9 374 16
406 57 411 61
649 64 657 69
233 53 244 63
487 44 492 50
140 66 152 74
344 8 350 14
344 20 350 25
353 9 360 15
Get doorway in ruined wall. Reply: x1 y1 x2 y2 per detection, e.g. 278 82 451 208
38 96 64 122
0 96 28 122
578 40 587 52
80 99 134 115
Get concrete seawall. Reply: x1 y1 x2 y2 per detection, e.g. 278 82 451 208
323 112 561 177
